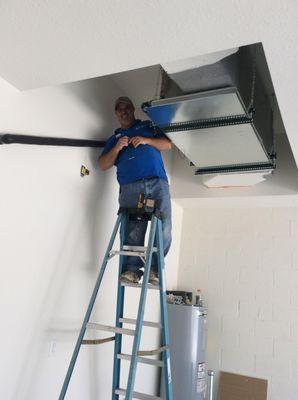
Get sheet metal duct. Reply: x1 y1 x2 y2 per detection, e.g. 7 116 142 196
162 47 239 93
143 44 276 176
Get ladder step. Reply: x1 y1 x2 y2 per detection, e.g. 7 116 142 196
123 245 158 252
120 281 159 290
117 353 164 367
109 245 158 259
110 250 147 258
86 323 135 336
119 318 162 328
115 388 163 400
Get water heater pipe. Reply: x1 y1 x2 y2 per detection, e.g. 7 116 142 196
207 370 215 400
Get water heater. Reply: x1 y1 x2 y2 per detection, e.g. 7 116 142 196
161 303 208 399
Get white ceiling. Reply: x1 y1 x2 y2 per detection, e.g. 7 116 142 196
0 1 298 164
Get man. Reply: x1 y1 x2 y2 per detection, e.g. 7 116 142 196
98 96 172 285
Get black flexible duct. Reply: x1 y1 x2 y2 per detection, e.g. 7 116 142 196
0 133 106 148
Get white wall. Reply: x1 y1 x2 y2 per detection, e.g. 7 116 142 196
0 74 182 399
0 74 121 400
177 206 298 400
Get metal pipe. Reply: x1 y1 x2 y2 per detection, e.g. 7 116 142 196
207 370 215 400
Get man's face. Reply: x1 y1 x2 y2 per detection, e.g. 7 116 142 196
115 103 136 129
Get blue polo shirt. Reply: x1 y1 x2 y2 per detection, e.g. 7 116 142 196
101 120 168 185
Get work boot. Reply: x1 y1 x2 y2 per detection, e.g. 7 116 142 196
149 271 159 286
120 271 140 284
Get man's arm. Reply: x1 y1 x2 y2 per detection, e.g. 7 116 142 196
98 136 129 171
129 136 172 151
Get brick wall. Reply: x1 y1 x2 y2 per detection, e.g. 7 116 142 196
178 207 298 400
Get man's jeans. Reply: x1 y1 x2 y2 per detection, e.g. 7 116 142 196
119 178 172 277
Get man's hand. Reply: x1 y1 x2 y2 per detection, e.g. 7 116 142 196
115 136 129 151
98 136 129 171
129 136 149 148
130 135 172 151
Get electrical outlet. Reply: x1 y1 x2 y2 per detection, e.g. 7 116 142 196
49 340 57 356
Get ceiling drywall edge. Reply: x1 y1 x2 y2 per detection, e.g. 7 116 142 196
0 76 19 94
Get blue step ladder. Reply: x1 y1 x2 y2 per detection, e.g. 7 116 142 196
59 206 173 400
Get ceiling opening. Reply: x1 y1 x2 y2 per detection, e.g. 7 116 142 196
141 43 282 187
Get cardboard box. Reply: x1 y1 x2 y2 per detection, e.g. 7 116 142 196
218 371 268 400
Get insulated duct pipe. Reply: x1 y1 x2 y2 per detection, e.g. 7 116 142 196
0 133 105 147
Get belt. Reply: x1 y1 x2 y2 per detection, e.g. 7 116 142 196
136 176 159 182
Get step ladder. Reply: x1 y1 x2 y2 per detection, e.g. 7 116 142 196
59 207 173 400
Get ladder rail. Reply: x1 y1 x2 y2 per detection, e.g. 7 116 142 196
157 219 173 400
124 216 158 400
112 213 127 399
58 214 122 400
